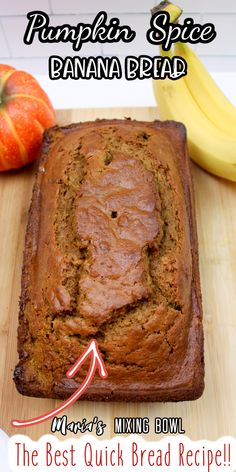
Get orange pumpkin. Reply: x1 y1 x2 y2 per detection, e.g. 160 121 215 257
0 64 55 171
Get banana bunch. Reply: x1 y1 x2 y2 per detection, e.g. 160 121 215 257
153 3 236 182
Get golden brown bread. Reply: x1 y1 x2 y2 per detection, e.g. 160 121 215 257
14 119 204 401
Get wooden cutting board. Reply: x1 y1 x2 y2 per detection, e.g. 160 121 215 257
0 107 236 441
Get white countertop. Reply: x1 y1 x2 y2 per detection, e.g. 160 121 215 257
37 73 236 109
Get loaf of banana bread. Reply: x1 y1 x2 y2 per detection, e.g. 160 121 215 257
14 119 204 401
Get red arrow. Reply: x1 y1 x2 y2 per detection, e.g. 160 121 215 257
11 339 108 428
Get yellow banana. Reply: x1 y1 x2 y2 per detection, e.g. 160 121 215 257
153 73 236 181
154 1 182 23
153 1 236 181
175 42 236 138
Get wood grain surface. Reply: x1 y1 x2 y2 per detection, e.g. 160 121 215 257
0 107 235 441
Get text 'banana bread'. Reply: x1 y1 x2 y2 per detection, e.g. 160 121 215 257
14 119 204 401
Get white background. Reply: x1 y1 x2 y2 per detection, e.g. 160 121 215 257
0 0 235 108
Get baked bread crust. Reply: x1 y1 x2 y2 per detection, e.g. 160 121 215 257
14 119 204 401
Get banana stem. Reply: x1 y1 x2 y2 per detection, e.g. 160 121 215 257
152 1 182 24
152 1 182 56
